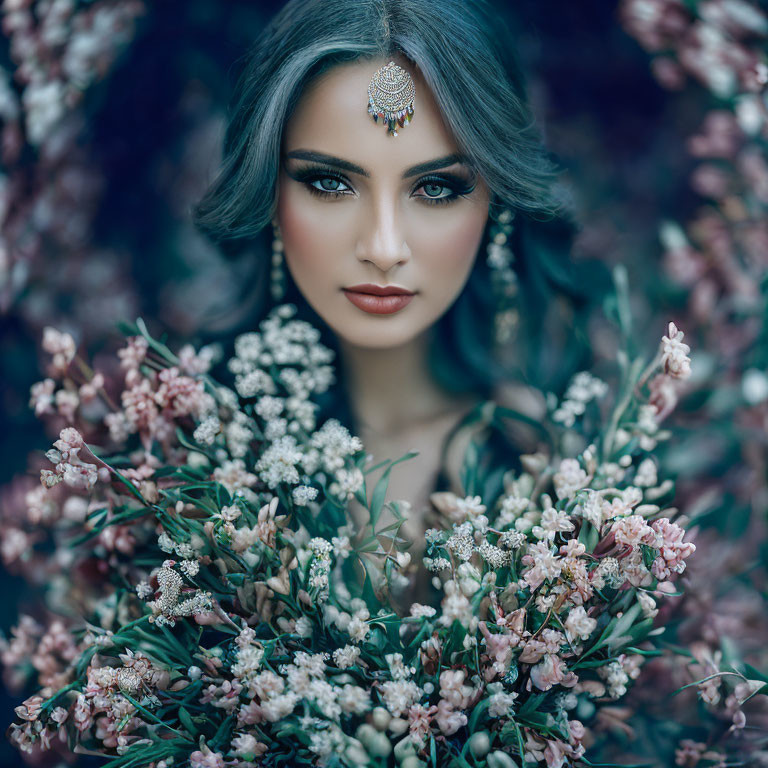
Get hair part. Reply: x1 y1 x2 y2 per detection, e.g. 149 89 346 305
192 0 563 243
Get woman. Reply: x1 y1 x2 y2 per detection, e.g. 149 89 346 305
193 0 602 588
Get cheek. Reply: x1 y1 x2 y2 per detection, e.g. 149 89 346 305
412 207 487 291
276 179 351 287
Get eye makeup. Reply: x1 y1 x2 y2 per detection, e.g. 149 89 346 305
284 161 478 206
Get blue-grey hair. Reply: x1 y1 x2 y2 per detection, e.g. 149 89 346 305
194 0 562 240
193 0 608 425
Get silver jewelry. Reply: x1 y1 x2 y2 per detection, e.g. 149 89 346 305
367 60 415 137
271 219 285 302
486 206 518 345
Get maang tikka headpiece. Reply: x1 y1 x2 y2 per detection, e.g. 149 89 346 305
367 60 415 136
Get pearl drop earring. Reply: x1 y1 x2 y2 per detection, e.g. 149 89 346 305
486 205 518 345
271 219 285 302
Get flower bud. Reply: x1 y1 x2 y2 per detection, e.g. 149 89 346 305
487 751 519 768
469 731 491 758
371 706 391 731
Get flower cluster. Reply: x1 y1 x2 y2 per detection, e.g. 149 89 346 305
610 3 768 764
0 304 704 768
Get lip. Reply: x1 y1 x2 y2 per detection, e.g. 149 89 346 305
344 283 415 296
342 284 415 315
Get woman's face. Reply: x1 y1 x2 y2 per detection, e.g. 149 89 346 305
276 56 490 350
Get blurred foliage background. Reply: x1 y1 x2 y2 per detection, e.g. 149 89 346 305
0 0 766 765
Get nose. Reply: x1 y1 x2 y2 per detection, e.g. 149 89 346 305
355 195 411 273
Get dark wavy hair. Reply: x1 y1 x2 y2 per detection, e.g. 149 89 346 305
192 0 609 451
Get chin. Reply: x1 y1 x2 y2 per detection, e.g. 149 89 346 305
332 315 425 350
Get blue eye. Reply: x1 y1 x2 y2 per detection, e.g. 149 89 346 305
422 183 448 198
311 177 350 194
415 174 475 206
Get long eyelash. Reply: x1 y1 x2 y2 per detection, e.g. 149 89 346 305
292 166 353 200
290 164 476 205
415 173 477 207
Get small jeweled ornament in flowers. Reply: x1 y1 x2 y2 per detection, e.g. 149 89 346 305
367 60 415 136
116 667 142 696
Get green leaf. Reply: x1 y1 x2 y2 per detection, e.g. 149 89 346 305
578 521 599 552
135 317 181 364
460 439 480 495
368 451 418 530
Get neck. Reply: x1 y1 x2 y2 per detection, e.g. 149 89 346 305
339 329 467 437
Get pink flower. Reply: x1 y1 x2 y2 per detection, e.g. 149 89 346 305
189 744 225 768
78 372 105 403
651 518 696 580
14 695 44 722
155 366 208 419
73 693 92 733
122 378 159 431
479 621 517 677
42 427 102 490
648 373 679 421
117 336 148 371
434 699 466 735
408 703 438 747
661 322 692 379
521 542 562 590
42 326 76 374
611 515 655 548
29 378 55 416
439 668 474 709
529 654 578 691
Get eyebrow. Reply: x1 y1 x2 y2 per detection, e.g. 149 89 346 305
284 149 471 178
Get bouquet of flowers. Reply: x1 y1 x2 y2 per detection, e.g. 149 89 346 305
3 272 698 768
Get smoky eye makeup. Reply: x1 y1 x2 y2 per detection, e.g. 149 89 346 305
284 160 478 206
285 163 355 199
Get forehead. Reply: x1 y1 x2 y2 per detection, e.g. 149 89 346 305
282 56 460 169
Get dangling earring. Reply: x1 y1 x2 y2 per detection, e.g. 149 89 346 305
486 204 518 345
270 219 286 302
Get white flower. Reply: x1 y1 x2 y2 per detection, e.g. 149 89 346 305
292 485 318 506
439 580 473 628
347 616 369 643
332 535 352 560
193 417 220 446
261 692 299 722
532 506 575 540
634 458 658 487
255 435 303 488
574 490 604 529
231 732 259 757
564 606 597 642
553 458 590 500
638 591 658 619
338 684 372 715
598 660 629 699
255 395 284 420
553 371 607 426
295 616 313 638
218 505 241 523
661 322 692 379
332 645 361 669
380 679 422 717
456 495 486 518
307 419 363 473
487 683 518 717
329 467 364 500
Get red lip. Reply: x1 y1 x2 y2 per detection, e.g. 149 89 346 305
343 283 415 296
342 285 415 315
